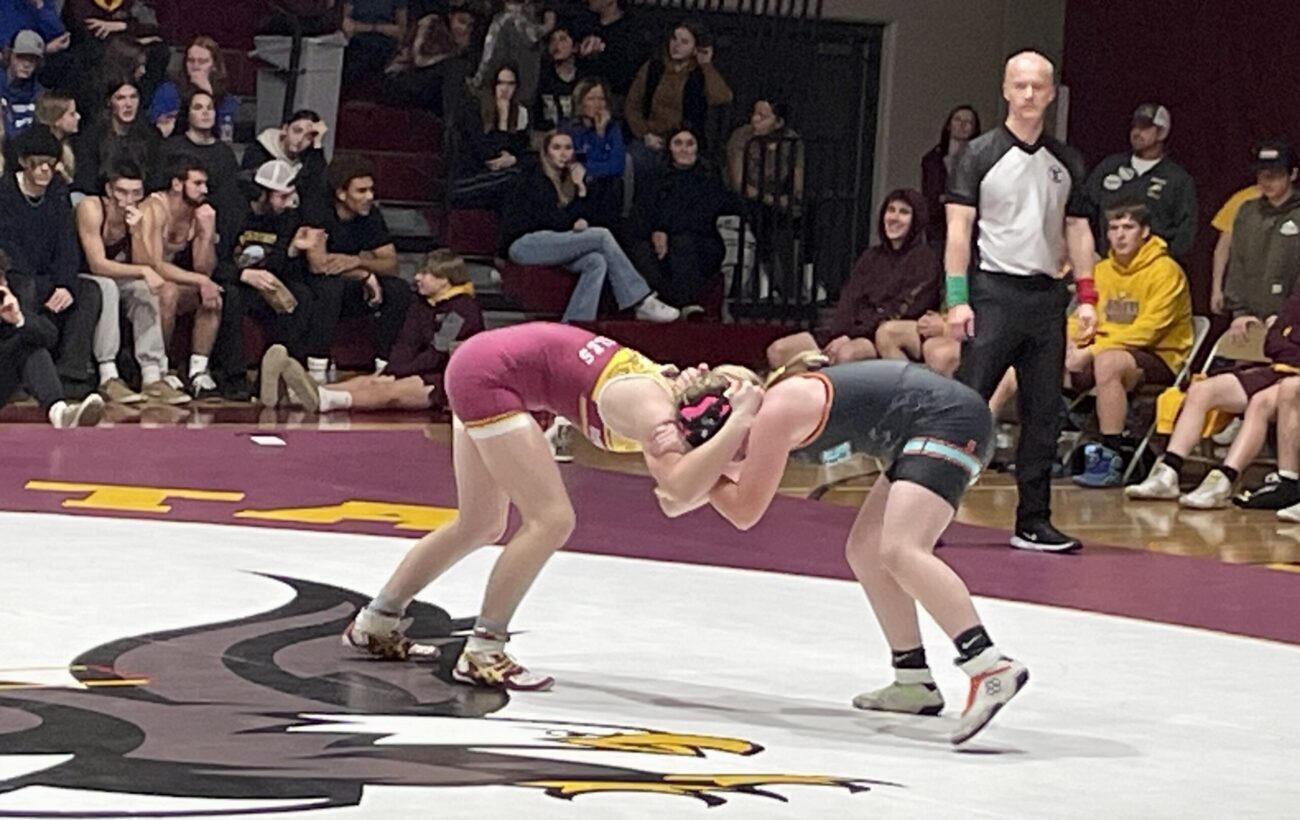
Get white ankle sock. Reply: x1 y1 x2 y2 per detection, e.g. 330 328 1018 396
189 354 209 378
99 362 119 384
894 668 936 685
1281 470 1299 481
47 401 67 427
307 357 329 384
141 364 162 385
374 358 387 375
318 387 352 413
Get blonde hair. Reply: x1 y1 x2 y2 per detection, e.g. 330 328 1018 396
34 91 76 183
540 130 578 206
420 249 470 285
673 351 826 408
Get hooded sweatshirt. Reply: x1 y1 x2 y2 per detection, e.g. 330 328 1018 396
1086 234 1193 373
240 127 329 217
624 48 733 140
822 189 941 343
1224 189 1300 320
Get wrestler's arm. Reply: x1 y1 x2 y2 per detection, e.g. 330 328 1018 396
705 393 803 530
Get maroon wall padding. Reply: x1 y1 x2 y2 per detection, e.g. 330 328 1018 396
1063 0 1300 313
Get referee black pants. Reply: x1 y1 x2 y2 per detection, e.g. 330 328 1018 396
956 271 1069 527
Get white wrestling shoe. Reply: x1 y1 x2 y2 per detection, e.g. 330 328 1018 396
952 649 1029 746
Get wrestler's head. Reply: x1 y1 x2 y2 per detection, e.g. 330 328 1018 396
674 365 761 449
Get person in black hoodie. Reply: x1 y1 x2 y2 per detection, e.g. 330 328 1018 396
500 129 678 322
155 89 245 258
765 188 941 370
632 124 739 314
0 127 102 397
240 109 330 221
71 80 160 194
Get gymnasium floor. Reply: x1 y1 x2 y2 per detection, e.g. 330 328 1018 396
2 417 1298 818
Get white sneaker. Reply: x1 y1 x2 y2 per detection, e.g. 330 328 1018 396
1125 462 1181 500
852 681 945 716
545 416 576 462
1278 501 1300 523
1211 416 1242 446
1179 469 1233 509
50 394 105 429
952 650 1029 746
634 294 681 323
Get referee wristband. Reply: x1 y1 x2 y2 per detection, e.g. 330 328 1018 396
1076 277 1098 306
945 274 969 307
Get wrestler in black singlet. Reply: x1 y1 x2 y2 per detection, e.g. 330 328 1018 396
789 360 995 508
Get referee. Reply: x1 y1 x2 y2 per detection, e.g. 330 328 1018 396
944 50 1097 553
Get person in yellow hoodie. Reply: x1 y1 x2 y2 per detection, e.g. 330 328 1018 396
1069 200 1193 487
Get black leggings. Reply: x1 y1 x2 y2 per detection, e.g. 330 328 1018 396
0 326 63 411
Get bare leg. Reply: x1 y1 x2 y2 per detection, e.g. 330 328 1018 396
835 337 878 362
191 305 220 356
844 475 921 651
1167 374 1249 457
1277 378 1300 473
1091 349 1142 435
989 370 1017 418
157 282 179 346
335 375 434 411
1223 383 1280 471
875 320 922 361
766 332 819 370
921 337 961 377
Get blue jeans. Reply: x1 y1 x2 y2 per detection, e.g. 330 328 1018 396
509 227 652 322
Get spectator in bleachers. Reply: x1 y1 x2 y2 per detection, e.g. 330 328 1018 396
33 89 78 184
765 189 939 369
341 0 410 89
228 159 317 368
533 24 579 133
725 97 803 298
150 85 177 138
0 249 105 426
633 124 738 316
0 126 102 397
450 61 530 211
157 89 246 256
261 248 484 414
1126 289 1300 509
1 30 46 137
1243 373 1300 511
75 159 189 405
241 108 329 220
567 76 623 226
301 154 412 380
1209 182 1261 314
149 36 238 144
63 0 168 102
499 129 679 322
625 19 732 173
1085 104 1196 265
382 5 475 118
133 154 226 399
71 80 159 194
576 0 643 106
1 2 69 60
1222 140 1300 343
95 33 152 109
472 0 551 107
920 105 980 248
1066 201 1193 488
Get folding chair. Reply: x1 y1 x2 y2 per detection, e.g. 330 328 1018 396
1123 315 1214 482
1182 319 1271 469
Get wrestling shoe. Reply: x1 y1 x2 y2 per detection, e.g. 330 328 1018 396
1179 469 1233 510
453 647 555 691
1234 474 1300 510
952 650 1029 746
342 608 439 660
1125 461 1180 501
852 680 945 716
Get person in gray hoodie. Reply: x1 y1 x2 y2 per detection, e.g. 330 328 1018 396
240 109 330 220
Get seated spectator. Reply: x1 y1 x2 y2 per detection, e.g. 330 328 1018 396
0 249 104 426
1085 104 1196 265
1 30 46 137
230 160 318 367
33 89 79 184
765 189 939 369
150 85 178 139
1065 201 1194 488
725 97 804 297
1209 182 1261 314
382 5 476 118
499 129 679 323
133 154 227 399
472 0 550 106
449 61 530 211
1241 375 1300 511
634 124 738 315
1222 140 1300 343
240 108 329 218
920 105 980 248
567 77 623 225
874 311 961 378
157 89 246 255
576 0 644 107
149 36 239 144
625 19 732 174
1 1 69 64
1127 290 1300 509
71 80 160 194
0 127 102 397
534 24 579 132
341 0 410 89
259 249 484 413
301 155 412 380
62 0 168 102
75 159 189 405
94 33 153 111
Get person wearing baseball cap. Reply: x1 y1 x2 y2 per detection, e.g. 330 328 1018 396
1 31 47 136
1085 102 1197 265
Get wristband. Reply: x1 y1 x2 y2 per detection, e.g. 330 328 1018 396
1076 277 1098 306
945 274 969 307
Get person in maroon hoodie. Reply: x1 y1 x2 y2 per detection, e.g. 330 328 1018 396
766 188 940 369
258 249 484 414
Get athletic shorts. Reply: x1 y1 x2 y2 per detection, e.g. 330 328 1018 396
884 400 996 510
1232 365 1288 399
1070 348 1176 393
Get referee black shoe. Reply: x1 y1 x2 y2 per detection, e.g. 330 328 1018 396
1010 520 1081 553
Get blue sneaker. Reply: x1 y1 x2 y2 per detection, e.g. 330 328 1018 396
1072 443 1124 488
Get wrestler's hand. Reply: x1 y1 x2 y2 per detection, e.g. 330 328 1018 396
724 380 763 420
948 303 975 341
